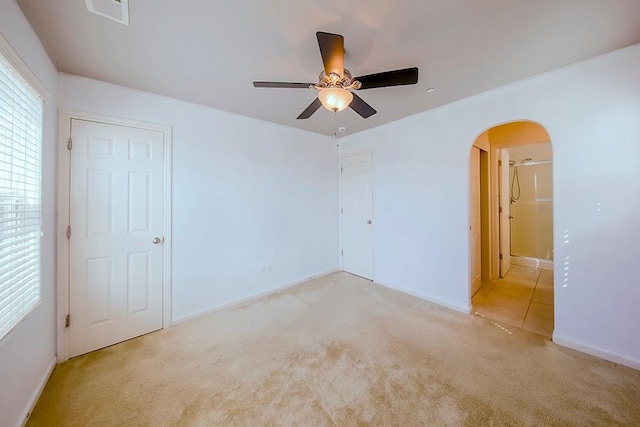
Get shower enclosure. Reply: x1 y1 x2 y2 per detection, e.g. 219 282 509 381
509 159 553 265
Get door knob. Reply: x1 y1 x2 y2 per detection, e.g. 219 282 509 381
367 220 372 224
152 237 164 244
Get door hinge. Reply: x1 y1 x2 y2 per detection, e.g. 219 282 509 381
67 138 72 150
340 167 343 173
66 226 71 239
65 314 70 328
341 249 343 256
341 208 343 214
499 207 502 213
499 253 503 260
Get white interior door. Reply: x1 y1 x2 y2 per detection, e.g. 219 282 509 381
469 147 481 295
69 119 165 357
341 152 373 280
499 149 511 277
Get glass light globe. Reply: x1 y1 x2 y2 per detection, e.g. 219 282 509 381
318 88 353 112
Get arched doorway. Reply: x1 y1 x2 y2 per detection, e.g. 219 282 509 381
469 121 554 337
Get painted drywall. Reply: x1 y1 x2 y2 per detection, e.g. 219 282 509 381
472 131 490 151
340 43 640 369
0 1 58 426
488 121 550 145
58 73 339 323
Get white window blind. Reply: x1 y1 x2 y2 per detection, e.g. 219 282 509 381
0 50 43 339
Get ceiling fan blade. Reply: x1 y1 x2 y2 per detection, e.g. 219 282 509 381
316 32 344 78
355 67 419 89
297 98 322 120
349 93 376 118
253 81 314 89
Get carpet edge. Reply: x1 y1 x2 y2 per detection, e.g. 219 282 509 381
553 334 640 371
375 280 472 314
171 268 340 326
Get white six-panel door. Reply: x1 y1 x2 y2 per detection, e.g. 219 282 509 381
69 119 165 357
341 152 373 280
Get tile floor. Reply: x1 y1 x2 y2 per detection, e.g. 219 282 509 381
471 265 554 337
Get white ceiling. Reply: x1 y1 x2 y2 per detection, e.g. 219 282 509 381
17 0 640 137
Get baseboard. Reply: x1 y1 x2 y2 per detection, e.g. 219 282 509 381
553 334 640 371
511 256 553 271
19 356 56 427
171 268 340 325
375 280 471 315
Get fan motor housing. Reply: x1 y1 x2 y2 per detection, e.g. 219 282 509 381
315 69 361 91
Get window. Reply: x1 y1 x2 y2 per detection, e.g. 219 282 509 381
0 49 43 339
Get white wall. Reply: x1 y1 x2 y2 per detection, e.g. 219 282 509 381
58 73 339 323
340 43 640 369
0 1 58 426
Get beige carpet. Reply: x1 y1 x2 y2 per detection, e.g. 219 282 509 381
28 272 640 426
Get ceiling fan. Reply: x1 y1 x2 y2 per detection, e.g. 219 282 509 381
253 32 419 120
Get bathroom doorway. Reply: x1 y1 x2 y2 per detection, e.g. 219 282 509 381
506 145 553 270
469 121 554 337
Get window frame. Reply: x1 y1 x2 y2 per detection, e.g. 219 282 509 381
0 33 48 342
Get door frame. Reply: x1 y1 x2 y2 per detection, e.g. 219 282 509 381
56 110 173 362
489 140 550 279
468 146 483 296
498 149 511 277
338 149 376 281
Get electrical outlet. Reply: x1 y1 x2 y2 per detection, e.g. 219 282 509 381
260 264 272 273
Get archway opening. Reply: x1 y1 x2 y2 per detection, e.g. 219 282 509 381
469 120 554 337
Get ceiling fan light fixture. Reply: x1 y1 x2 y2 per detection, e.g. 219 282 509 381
318 87 353 112
252 32 417 120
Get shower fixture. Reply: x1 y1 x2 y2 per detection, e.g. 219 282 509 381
510 158 551 203
512 158 551 167
509 159 532 203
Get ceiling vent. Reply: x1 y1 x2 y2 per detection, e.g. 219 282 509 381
86 0 129 26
